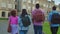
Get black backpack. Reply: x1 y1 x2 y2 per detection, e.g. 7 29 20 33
51 13 60 24
21 15 31 27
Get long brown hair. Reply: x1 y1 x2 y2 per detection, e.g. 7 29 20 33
10 9 17 17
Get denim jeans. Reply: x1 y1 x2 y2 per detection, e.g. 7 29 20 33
34 25 42 34
19 30 28 34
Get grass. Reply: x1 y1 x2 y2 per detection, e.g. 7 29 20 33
43 21 60 34
0 18 8 20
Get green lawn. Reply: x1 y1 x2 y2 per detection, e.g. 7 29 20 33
43 21 60 34
0 18 8 20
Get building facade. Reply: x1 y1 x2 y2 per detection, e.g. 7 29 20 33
17 0 55 14
56 4 60 11
0 0 15 18
0 0 55 18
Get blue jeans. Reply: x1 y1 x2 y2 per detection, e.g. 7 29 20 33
19 30 28 34
34 25 42 34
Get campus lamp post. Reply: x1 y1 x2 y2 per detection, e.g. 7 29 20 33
31 0 33 11
15 0 21 15
17 0 21 12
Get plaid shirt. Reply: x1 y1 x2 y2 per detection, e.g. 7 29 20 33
32 8 45 26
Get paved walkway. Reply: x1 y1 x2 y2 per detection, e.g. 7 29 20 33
0 20 34 34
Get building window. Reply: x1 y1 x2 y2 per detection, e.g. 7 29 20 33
8 12 10 17
12 4 15 9
22 0 26 2
36 1 39 3
14 0 15 2
28 0 31 3
15 0 17 2
46 5 48 8
43 4 45 7
33 0 35 4
15 5 17 9
2 12 5 17
22 5 26 9
49 6 51 8
59 4 60 9
28 6 31 9
1 3 6 8
32 7 34 9
7 4 12 8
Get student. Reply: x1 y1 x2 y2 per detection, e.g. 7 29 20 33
8 9 18 34
48 6 60 34
18 9 31 34
32 3 45 34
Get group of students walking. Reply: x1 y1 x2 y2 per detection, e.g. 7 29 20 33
7 3 60 34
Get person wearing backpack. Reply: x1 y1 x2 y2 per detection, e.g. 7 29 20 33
48 6 60 34
18 9 31 34
32 3 45 34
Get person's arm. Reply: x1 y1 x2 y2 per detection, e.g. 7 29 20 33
31 10 35 23
48 12 52 24
41 9 45 23
43 13 45 23
18 17 21 26
28 15 32 24
32 16 34 23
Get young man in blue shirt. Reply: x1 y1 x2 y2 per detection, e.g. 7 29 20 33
48 6 60 34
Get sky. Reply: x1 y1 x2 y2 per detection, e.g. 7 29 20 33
48 0 60 5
